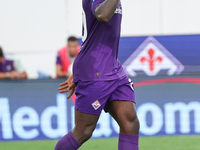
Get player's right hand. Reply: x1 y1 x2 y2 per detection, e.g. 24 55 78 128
58 75 75 99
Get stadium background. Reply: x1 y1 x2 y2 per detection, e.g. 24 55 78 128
0 0 200 149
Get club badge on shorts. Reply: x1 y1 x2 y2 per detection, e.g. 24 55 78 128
92 100 101 110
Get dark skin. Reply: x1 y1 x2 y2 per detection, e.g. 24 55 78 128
95 0 119 23
58 0 139 145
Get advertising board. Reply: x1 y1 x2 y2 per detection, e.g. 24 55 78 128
0 76 200 141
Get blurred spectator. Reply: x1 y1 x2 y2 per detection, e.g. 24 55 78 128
0 47 28 79
56 36 80 78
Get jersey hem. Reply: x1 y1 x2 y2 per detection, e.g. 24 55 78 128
73 74 127 83
75 108 101 115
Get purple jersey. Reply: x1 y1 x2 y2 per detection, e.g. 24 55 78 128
56 53 62 65
73 0 126 82
0 55 25 73
0 59 14 72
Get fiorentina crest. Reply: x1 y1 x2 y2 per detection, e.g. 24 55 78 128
123 36 184 76
92 100 101 110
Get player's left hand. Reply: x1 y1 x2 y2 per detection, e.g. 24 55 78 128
58 75 75 99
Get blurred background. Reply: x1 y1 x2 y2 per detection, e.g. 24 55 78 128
0 0 200 150
1 0 200 78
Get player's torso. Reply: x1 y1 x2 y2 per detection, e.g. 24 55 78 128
73 0 125 82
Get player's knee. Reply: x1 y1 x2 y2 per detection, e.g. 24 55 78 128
83 128 93 139
132 116 140 131
121 115 140 134
78 127 94 143
75 125 95 143
129 116 139 128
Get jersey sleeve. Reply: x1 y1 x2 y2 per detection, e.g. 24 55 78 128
89 0 105 16
56 52 62 65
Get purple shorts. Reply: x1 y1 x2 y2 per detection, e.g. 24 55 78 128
74 75 135 115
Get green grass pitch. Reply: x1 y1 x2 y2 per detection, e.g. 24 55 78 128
0 135 199 150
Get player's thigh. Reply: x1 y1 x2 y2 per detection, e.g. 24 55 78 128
107 76 137 128
108 100 139 133
74 109 100 128
72 109 100 137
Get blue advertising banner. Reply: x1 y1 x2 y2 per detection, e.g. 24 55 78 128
134 77 200 136
0 75 200 141
118 35 200 76
0 79 120 141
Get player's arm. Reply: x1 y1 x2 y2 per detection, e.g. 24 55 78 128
95 0 119 24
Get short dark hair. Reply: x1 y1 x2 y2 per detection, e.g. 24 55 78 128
0 47 4 57
67 36 78 42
